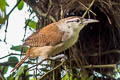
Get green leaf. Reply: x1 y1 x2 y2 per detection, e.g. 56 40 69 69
3 66 9 74
30 78 36 80
11 45 22 52
64 74 67 80
0 66 9 74
74 78 78 80
70 76 72 80
62 73 73 80
0 0 8 24
62 74 67 80
7 75 14 80
0 12 7 24
87 75 94 80
10 45 28 53
0 0 8 11
0 66 1 70
15 76 19 80
24 65 29 76
7 73 15 80
16 66 25 76
28 20 37 30
16 65 28 75
81 77 86 80
15 66 28 80
17 0 24 10
25 70 29 76
8 56 19 68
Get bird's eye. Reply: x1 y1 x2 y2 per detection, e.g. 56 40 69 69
76 19 80 22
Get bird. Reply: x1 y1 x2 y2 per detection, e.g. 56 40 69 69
11 16 98 72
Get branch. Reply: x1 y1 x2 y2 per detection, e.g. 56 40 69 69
0 61 35 66
86 49 120 57
26 58 57 71
35 7 56 22
7 0 22 16
22 18 30 41
81 64 116 69
4 17 8 43
0 53 25 59
0 71 5 80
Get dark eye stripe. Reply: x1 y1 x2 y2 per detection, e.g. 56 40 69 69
67 20 74 23
67 19 80 23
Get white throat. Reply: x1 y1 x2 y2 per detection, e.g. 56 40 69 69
57 22 74 41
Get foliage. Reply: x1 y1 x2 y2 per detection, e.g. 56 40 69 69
8 56 19 68
0 0 8 11
0 66 9 74
0 0 8 24
17 0 24 10
62 73 94 80
15 66 25 80
10 45 28 53
27 19 37 30
6 65 29 80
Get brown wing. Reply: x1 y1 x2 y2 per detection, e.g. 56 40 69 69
23 23 64 47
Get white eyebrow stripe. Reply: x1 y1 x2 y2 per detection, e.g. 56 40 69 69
67 18 80 23
67 18 79 21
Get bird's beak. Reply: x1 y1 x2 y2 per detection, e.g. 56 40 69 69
83 19 99 24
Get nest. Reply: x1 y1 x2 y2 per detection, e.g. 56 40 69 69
23 0 120 79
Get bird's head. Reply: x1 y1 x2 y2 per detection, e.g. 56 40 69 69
59 16 99 31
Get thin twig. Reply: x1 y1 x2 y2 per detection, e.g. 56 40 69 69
46 0 53 17
4 18 8 43
39 60 65 80
60 0 64 19
78 1 96 16
26 59 56 71
86 49 120 57
63 65 70 80
0 53 25 59
81 64 116 69
35 58 38 80
7 0 22 16
22 18 31 41
4 0 22 42
82 0 95 18
0 61 35 66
